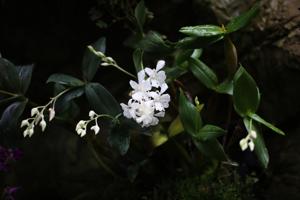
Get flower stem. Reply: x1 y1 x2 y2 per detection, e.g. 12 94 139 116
111 64 136 79
0 89 18 97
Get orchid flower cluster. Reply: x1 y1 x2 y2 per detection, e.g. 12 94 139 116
239 130 257 151
75 110 101 137
20 89 68 137
120 60 171 127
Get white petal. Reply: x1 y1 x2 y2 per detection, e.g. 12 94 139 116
31 107 39 117
248 141 255 151
137 70 146 82
48 108 55 121
91 125 100 135
160 83 168 93
156 60 165 71
250 130 257 139
89 110 97 119
21 120 29 128
40 120 47 132
239 138 248 151
144 68 154 77
129 80 138 90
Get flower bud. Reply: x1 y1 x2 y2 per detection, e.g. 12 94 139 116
31 107 39 117
156 60 165 70
48 108 55 121
101 62 110 66
249 130 257 139
91 125 100 135
248 140 255 151
40 120 47 132
89 110 96 119
239 138 248 151
21 120 29 128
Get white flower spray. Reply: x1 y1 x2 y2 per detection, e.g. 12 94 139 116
20 89 69 137
120 60 171 127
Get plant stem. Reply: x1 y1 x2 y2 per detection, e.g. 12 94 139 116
0 89 18 97
111 63 136 79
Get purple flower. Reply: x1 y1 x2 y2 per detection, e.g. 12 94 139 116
3 186 20 200
0 146 22 172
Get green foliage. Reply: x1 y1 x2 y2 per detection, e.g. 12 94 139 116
176 35 224 49
82 37 106 81
85 83 121 116
47 74 84 87
233 66 260 117
250 113 285 135
134 0 146 34
133 48 144 73
137 31 173 53
16 65 34 94
195 124 226 141
180 25 225 37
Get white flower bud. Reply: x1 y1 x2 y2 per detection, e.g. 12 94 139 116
96 51 105 57
239 138 248 151
101 62 110 66
156 60 165 70
91 125 100 135
31 107 39 116
106 57 114 63
79 129 86 137
89 110 96 119
76 120 86 131
40 120 47 132
48 108 55 121
21 120 29 128
248 140 255 151
249 130 257 139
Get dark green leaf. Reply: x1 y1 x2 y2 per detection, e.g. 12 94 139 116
0 100 27 133
250 113 285 136
176 35 224 49
165 66 188 81
133 49 144 73
108 120 131 155
178 90 202 136
137 31 173 53
189 57 218 89
180 25 224 37
214 79 233 95
55 87 85 113
196 124 226 141
85 83 121 116
16 65 34 94
47 73 84 87
193 139 227 161
82 37 106 81
134 0 146 33
243 118 269 168
224 37 238 75
233 66 260 117
225 3 260 33
0 58 20 93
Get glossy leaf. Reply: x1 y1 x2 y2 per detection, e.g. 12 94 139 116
108 119 131 155
180 25 224 37
47 73 84 87
178 90 202 136
196 124 226 141
137 31 173 53
224 37 238 75
214 79 233 95
133 49 144 73
16 65 34 94
194 139 227 161
82 37 106 81
244 118 269 168
189 57 218 89
0 58 20 93
0 100 27 133
176 35 223 49
134 0 146 33
85 83 121 116
225 3 260 33
250 113 285 136
233 66 260 117
55 87 85 113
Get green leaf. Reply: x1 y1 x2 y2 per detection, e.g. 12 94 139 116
82 37 106 81
16 65 34 94
214 79 233 95
225 3 260 33
189 57 218 89
137 31 173 53
243 118 269 168
193 139 227 161
178 90 202 136
134 0 146 33
165 66 188 81
47 73 84 87
250 113 285 136
133 49 144 73
196 124 226 141
85 83 121 116
55 87 85 113
176 35 224 49
0 100 27 133
233 66 260 116
180 25 225 37
224 37 238 75
0 58 21 93
108 119 131 155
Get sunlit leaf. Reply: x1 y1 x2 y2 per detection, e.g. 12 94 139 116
180 25 224 37
168 115 184 137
